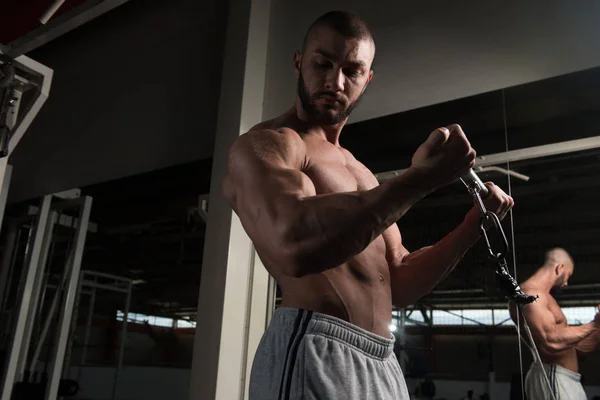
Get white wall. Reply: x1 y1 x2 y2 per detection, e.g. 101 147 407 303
264 0 600 123
8 0 227 202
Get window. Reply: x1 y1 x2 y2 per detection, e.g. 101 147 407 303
397 306 596 326
116 310 174 327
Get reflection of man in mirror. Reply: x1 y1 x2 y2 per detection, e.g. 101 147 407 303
223 9 515 400
509 248 599 400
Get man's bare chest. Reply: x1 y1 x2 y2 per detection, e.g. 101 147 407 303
548 297 567 326
301 142 378 195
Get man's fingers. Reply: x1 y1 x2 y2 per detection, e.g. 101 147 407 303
424 127 450 151
446 124 472 156
480 182 514 220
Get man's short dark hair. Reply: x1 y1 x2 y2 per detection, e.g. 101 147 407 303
302 10 375 52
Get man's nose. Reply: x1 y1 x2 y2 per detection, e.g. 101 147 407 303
324 69 344 92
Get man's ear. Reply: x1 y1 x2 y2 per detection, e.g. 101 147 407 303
556 263 565 275
367 69 374 83
293 51 302 78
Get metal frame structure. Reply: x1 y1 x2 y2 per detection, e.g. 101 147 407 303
0 220 20 334
1 55 53 158
0 194 94 400
0 196 53 400
0 54 53 239
44 197 92 400
72 270 132 400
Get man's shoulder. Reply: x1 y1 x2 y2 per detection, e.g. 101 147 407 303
239 126 304 151
521 287 553 312
230 126 306 168
248 119 300 138
247 125 301 138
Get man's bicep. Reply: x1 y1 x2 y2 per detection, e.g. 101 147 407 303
521 299 555 342
225 131 316 242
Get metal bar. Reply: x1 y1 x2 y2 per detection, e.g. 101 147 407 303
0 225 31 352
0 223 21 351
266 276 277 328
10 56 49 83
17 211 58 379
27 205 98 233
0 221 18 312
53 188 81 199
375 135 600 182
7 56 53 157
0 195 52 400
45 196 92 400
63 268 84 380
56 279 130 294
112 280 131 400
418 305 432 326
29 255 70 374
494 317 512 327
0 85 18 233
33 276 49 349
81 270 133 284
80 287 96 366
5 88 22 129
0 162 13 235
6 0 132 58
80 281 129 293
39 0 68 24
398 309 407 370
405 318 429 326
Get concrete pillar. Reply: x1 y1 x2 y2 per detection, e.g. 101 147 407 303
188 0 273 398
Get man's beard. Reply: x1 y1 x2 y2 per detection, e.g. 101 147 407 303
297 72 365 125
552 272 566 292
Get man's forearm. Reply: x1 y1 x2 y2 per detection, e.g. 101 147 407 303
390 213 481 307
282 168 434 276
545 323 598 353
576 330 599 353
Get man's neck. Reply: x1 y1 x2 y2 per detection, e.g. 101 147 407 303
291 103 347 145
526 268 556 292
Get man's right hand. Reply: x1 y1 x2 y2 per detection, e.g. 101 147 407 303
410 124 476 191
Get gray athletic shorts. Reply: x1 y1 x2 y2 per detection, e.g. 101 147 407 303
249 307 409 400
525 362 587 400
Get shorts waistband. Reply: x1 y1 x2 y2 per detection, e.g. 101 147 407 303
531 362 581 382
273 307 395 360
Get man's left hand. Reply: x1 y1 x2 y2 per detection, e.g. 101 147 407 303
465 182 514 225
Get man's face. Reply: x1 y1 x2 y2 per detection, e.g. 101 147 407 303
295 27 374 125
555 265 574 289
